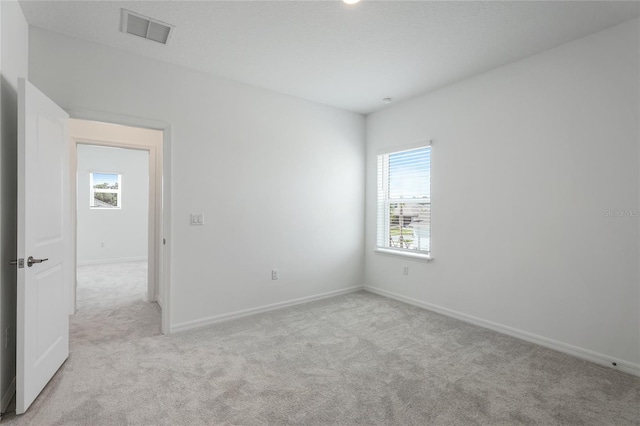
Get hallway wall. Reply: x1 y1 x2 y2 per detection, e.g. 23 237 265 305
76 144 149 265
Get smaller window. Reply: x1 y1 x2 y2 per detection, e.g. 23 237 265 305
90 172 121 209
377 145 431 256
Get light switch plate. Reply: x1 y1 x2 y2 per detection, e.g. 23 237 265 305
190 213 204 225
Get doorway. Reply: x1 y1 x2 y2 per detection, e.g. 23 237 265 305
70 119 164 332
14 81 172 413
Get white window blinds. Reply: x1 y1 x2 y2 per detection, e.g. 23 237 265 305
377 145 431 254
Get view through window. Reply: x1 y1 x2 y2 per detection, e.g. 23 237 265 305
90 172 121 209
377 146 431 255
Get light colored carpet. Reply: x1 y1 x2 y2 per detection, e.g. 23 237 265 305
3 261 639 425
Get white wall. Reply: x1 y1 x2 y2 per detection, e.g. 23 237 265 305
365 19 640 373
29 28 366 330
0 0 28 410
76 144 148 265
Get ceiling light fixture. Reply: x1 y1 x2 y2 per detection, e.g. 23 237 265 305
343 0 361 5
382 97 392 104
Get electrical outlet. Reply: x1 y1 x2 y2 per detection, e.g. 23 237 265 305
190 213 204 226
100 242 105 248
403 266 409 276
271 269 279 280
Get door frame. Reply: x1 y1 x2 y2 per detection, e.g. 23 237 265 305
68 110 172 335
72 130 158 303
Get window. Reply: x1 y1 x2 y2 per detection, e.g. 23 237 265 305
377 145 431 256
90 172 121 209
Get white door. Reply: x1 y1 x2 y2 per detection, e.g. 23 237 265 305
16 78 70 414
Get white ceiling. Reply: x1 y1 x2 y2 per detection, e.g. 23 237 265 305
19 1 640 114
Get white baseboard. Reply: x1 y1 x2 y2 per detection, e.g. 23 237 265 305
365 286 640 377
171 286 364 333
1 377 15 413
77 256 147 266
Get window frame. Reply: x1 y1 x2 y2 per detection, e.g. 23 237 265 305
89 172 122 209
376 143 432 261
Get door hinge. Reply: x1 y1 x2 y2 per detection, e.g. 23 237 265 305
163 238 166 245
9 258 24 269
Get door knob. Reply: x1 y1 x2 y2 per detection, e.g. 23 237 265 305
27 256 48 267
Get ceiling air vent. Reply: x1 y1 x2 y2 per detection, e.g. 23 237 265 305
121 9 174 45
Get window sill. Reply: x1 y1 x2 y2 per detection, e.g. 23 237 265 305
374 248 433 262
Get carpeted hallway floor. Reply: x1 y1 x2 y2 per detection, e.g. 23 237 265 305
3 261 640 425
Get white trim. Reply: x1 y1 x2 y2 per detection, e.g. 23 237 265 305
77 257 147 266
1 377 15 413
156 295 164 310
72 135 157 304
172 286 364 333
365 286 640 377
374 248 433 262
68 110 172 336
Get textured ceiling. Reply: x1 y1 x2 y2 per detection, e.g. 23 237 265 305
19 1 640 114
